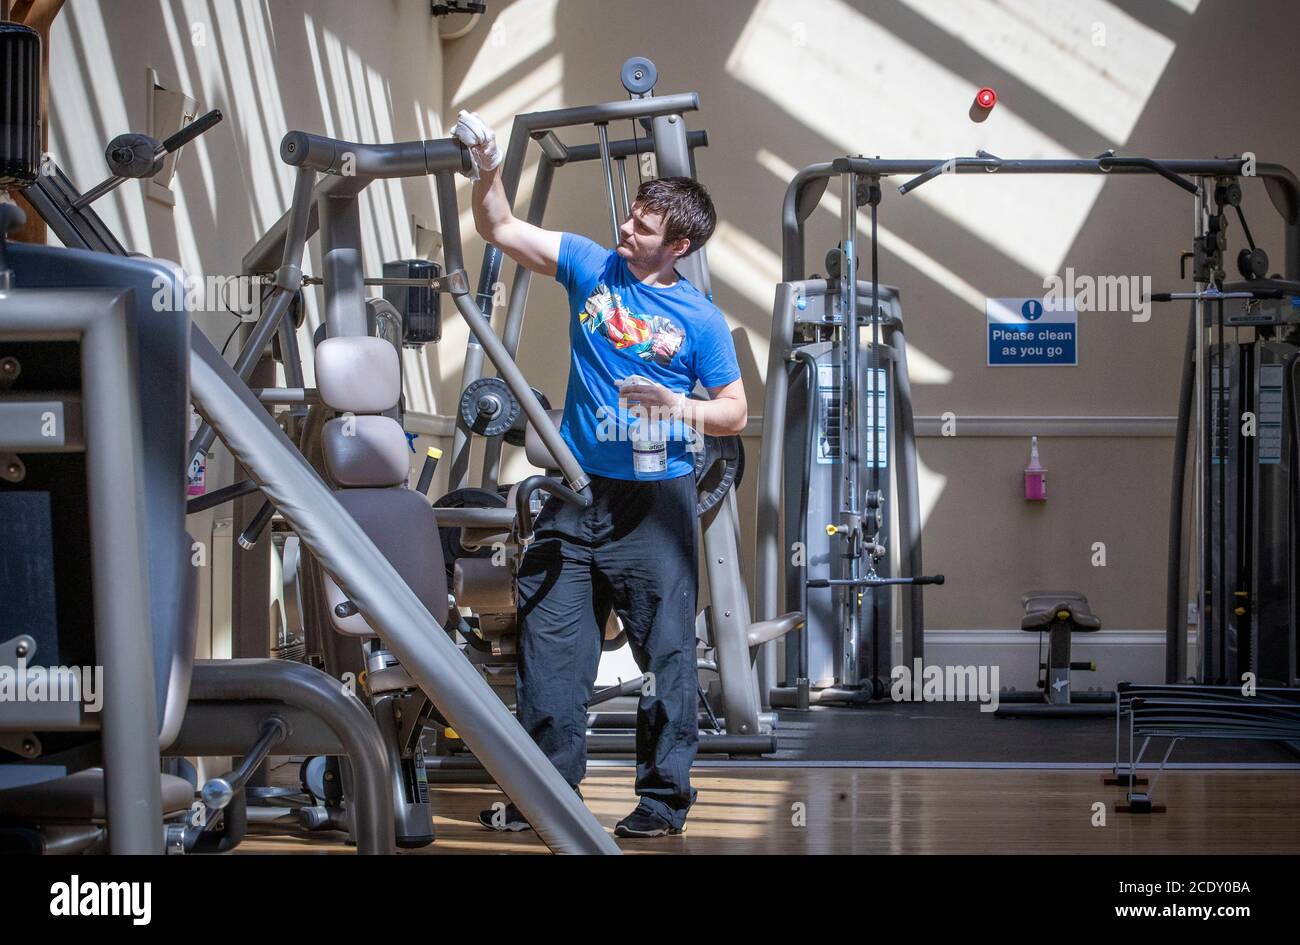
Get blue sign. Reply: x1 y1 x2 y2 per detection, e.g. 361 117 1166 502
987 297 1077 366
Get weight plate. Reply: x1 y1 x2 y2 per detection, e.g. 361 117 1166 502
620 56 657 95
504 387 552 447
693 433 744 516
459 377 519 438
432 487 508 584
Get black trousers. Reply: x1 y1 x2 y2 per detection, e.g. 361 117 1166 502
515 472 699 828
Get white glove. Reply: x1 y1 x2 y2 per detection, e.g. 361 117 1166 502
452 109 502 180
617 374 687 418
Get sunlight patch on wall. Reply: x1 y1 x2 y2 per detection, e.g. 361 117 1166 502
727 0 1105 277
453 53 565 237
707 219 780 366
449 0 558 107
916 451 947 532
896 0 1176 144
50 3 147 253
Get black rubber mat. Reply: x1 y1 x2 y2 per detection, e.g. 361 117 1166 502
770 700 1300 765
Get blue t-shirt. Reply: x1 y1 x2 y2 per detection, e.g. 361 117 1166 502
553 232 741 480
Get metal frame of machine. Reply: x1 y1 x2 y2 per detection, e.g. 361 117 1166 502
756 152 1300 708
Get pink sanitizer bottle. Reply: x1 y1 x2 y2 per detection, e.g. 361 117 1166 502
1024 435 1046 501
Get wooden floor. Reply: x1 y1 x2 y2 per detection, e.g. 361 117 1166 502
237 766 1300 854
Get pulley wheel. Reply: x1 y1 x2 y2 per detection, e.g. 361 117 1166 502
620 56 657 95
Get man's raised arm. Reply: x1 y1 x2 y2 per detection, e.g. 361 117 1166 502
455 110 563 278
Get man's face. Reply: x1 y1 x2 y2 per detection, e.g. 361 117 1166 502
616 203 688 268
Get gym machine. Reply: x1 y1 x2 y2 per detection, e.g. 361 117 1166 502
758 152 1300 711
198 126 617 853
0 24 395 854
759 163 944 709
1159 176 1300 690
1 23 618 853
433 58 800 762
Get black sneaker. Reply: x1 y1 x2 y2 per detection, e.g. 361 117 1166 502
614 805 683 838
478 801 531 832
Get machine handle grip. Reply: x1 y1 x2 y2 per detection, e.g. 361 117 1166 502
514 475 591 543
280 131 472 178
161 109 224 155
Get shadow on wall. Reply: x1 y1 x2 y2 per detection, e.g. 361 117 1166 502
49 0 445 387
47 0 1300 633
441 0 1300 631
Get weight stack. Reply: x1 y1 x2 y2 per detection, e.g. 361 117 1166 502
383 258 442 345
0 22 41 189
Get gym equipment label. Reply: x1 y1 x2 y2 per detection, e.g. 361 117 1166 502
987 298 1077 366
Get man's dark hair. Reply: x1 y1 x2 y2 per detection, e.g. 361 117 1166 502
633 176 717 252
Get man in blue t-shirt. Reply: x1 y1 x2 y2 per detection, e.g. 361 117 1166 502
455 111 746 837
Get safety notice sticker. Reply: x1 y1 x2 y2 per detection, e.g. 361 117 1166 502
987 297 1077 367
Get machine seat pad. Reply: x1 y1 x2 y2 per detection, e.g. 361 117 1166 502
1020 590 1102 632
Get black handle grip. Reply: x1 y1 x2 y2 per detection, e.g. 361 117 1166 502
280 130 471 178
161 109 224 155
416 447 441 496
1097 156 1198 195
514 475 589 543
237 499 275 549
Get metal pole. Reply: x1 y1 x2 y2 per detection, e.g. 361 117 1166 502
85 297 163 853
1193 181 1208 681
596 123 621 246
436 172 591 497
616 156 632 220
481 157 555 490
755 282 801 702
889 319 925 670
650 113 711 296
838 170 861 686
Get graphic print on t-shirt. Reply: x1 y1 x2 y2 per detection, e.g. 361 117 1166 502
581 282 686 367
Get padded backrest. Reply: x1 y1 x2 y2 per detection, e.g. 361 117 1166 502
6 242 197 750
321 488 448 636
322 414 410 487
524 408 565 470
315 336 400 413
